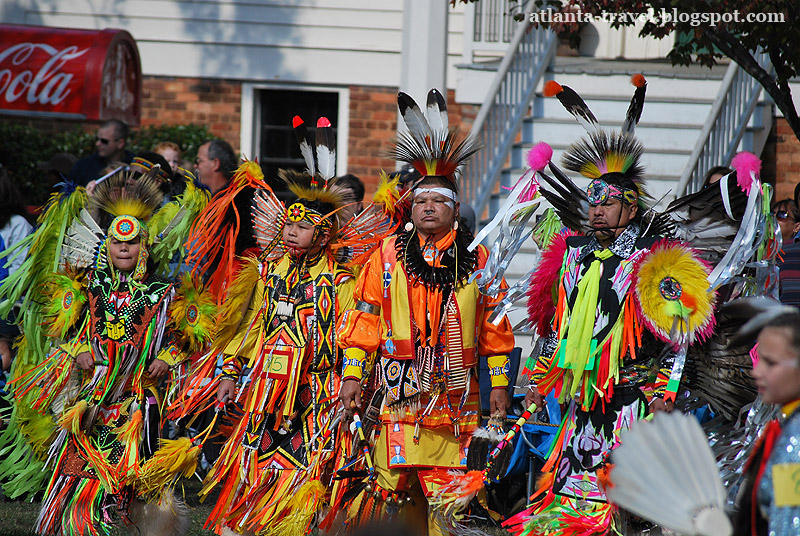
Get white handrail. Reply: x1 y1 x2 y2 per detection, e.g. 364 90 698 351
675 52 772 197
462 1 557 218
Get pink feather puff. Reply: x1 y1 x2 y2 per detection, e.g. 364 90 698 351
527 230 577 337
527 142 553 172
730 151 761 194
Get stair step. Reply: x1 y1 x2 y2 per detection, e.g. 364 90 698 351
534 95 714 126
541 71 723 99
549 57 728 80
519 118 703 152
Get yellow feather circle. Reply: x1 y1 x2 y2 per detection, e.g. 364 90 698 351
634 241 716 346
169 273 217 353
44 268 88 340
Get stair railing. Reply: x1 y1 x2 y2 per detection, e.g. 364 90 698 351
675 52 772 197
461 3 558 218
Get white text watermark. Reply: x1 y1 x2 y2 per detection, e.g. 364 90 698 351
528 8 786 27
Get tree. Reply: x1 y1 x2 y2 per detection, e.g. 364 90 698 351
456 0 800 141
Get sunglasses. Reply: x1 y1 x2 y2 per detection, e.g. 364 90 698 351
775 210 794 221
96 137 116 145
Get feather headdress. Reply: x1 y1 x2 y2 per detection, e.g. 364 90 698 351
93 167 164 224
390 88 480 190
548 74 650 207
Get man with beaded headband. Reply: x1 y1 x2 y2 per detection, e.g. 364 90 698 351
505 77 719 535
337 89 515 535
168 117 367 536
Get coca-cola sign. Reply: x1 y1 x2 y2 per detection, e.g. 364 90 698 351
0 25 140 125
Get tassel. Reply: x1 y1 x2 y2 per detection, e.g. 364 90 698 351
268 479 327 536
429 470 485 521
138 437 201 498
114 409 143 485
59 399 88 435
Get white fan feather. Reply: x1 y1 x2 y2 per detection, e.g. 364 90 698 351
61 208 104 269
606 412 732 536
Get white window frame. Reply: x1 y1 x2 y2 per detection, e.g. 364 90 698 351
240 82 350 176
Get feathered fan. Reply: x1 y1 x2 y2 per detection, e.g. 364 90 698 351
606 412 732 536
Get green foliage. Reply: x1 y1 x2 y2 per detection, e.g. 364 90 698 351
0 123 213 206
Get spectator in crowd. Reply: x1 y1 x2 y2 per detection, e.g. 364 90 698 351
67 119 133 186
335 173 365 223
153 141 181 176
702 165 734 188
776 198 800 306
0 164 33 408
773 198 800 247
194 139 237 194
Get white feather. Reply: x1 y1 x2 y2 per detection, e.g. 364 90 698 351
426 88 448 134
606 412 732 536
61 209 104 268
316 143 336 181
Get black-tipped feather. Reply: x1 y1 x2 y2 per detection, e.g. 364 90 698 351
622 81 647 135
556 85 599 133
426 88 448 156
398 91 433 150
293 116 315 177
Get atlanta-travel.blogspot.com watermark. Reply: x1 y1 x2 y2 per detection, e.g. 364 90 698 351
528 8 786 27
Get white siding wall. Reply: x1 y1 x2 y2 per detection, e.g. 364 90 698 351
4 0 465 89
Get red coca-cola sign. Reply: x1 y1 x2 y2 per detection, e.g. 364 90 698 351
0 25 141 125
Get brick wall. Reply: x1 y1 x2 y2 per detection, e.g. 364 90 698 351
346 86 479 196
141 76 241 151
774 117 800 202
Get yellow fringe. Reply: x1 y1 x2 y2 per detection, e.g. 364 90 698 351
138 437 200 498
114 409 143 485
58 399 88 436
268 479 328 536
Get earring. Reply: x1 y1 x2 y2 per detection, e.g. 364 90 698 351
404 221 414 232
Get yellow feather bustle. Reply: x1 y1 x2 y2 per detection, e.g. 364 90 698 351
138 437 201 498
269 479 328 536
169 273 217 353
43 267 88 340
214 257 262 352
633 241 716 348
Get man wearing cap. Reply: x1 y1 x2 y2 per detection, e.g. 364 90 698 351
68 119 134 186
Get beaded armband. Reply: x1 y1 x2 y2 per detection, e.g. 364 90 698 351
487 354 510 388
342 347 368 381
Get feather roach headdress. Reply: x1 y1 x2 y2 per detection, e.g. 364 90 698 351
284 116 343 233
390 88 480 193
60 165 193 281
546 74 650 208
